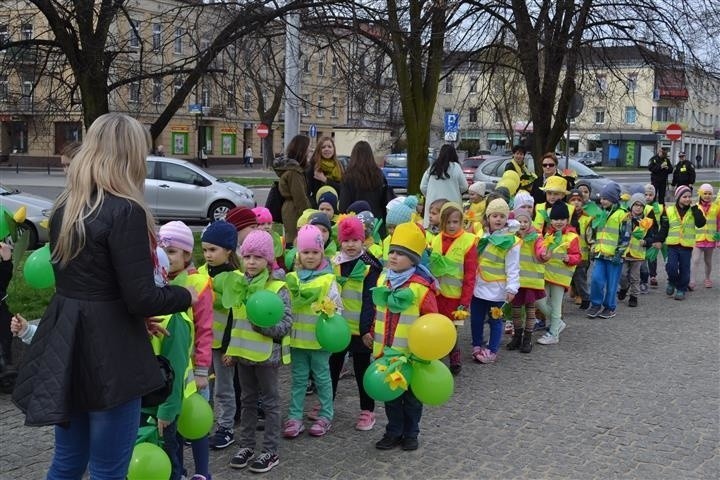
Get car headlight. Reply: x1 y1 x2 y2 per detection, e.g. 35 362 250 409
41 209 51 217
227 186 252 198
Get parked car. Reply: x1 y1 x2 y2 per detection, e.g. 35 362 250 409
380 152 433 189
0 184 53 248
145 156 255 221
573 151 603 167
462 155 507 185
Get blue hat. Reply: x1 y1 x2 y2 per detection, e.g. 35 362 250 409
347 200 371 214
317 191 338 211
201 220 237 251
386 196 418 226
308 212 332 232
600 182 621 204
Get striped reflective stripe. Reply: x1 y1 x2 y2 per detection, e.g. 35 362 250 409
438 276 463 288
280 337 291 364
372 274 426 357
226 316 273 360
625 236 646 260
342 289 363 301
544 262 573 288
595 210 623 256
666 206 695 247
519 248 544 289
211 310 228 348
290 313 321 349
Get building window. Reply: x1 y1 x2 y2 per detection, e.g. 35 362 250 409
227 85 236 111
469 108 478 123
201 84 210 107
20 22 32 40
0 75 7 101
54 122 82 154
174 28 184 54
317 95 324 117
302 95 310 116
331 57 338 77
595 108 605 124
0 24 9 45
303 58 309 74
243 86 252 111
152 78 162 104
318 57 325 77
444 75 453 94
152 23 162 51
469 76 478 94
129 19 140 48
627 74 637 93
129 82 140 103
595 74 607 94
331 96 338 118
21 77 34 108
174 76 183 97
625 106 637 124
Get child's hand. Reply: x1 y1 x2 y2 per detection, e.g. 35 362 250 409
0 242 12 261
541 249 552 261
362 333 373 349
10 314 28 336
505 293 515 303
157 418 171 437
195 375 209 390
222 355 236 367
563 255 570 263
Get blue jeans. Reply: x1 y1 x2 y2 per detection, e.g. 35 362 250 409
384 389 423 439
590 258 622 310
47 397 141 480
470 296 504 353
666 246 692 293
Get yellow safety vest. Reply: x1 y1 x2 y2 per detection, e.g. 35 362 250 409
644 203 664 219
594 208 625 257
695 203 719 243
666 205 696 247
518 235 545 290
287 272 335 350
333 262 370 335
372 273 429 358
207 270 240 349
429 232 476 299
381 236 391 263
533 202 575 233
425 230 435 248
368 243 383 259
544 230 579 288
576 215 592 261
478 237 520 282
151 312 196 398
624 215 647 260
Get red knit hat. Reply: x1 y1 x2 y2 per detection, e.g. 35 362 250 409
225 207 257 231
338 216 365 242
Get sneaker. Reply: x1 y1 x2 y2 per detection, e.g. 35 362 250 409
282 419 305 438
598 308 616 319
532 319 547 332
306 379 315 395
355 410 376 431
401 437 419 451
248 451 279 473
504 320 514 335
628 295 638 307
471 346 488 363
586 305 603 318
209 427 234 450
579 300 590 310
449 350 462 374
229 447 254 469
666 284 675 296
688 282 695 291
556 319 567 335
375 434 402 450
477 350 497 364
308 417 332 436
617 289 627 300
639 283 649 294
705 279 713 288
306 404 320 421
536 332 559 345
190 476 207 480
674 291 685 301
650 277 658 287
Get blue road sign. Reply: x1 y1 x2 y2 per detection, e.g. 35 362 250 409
309 124 317 138
444 112 459 141
189 103 203 114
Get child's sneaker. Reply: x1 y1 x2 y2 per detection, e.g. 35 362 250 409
229 447 254 469
306 404 320 421
639 283 649 294
282 419 305 438
666 284 675 296
579 300 590 310
628 295 638 307
586 305 603 318
355 410 376 431
650 277 658 287
471 346 488 363
598 308 616 319
477 350 497 364
308 417 331 436
209 426 234 450
674 291 686 301
504 320 514 335
537 332 559 345
532 319 547 331
248 452 280 473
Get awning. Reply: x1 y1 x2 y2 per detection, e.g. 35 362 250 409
487 133 509 141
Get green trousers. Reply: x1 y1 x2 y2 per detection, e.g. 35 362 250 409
288 348 334 421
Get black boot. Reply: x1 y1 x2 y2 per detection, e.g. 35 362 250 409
506 328 523 350
617 289 628 300
520 329 533 353
628 295 638 307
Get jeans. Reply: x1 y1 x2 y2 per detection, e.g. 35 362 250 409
571 260 590 301
330 347 374 412
384 389 423 439
288 348 333 421
590 258 622 311
470 296 504 353
666 246 692 293
535 284 566 336
47 397 141 480
620 260 642 296
237 364 281 454
212 349 236 430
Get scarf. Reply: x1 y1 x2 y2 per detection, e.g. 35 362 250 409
386 267 416 290
297 258 332 281
318 157 342 182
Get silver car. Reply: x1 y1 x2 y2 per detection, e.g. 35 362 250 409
145 156 255 221
0 184 53 247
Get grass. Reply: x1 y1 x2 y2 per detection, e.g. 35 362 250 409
225 177 275 187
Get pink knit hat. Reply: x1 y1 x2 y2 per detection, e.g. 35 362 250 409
674 185 692 201
296 224 324 252
252 206 273 224
338 216 365 242
698 183 714 195
158 221 194 252
239 230 275 264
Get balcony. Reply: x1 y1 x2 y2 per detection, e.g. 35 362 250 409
653 88 689 100
651 121 688 132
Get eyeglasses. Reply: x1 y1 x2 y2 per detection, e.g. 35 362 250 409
542 163 555 167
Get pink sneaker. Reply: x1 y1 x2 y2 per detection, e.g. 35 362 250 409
472 346 489 363
355 410 376 431
308 417 332 436
306 404 320 421
705 279 713 288
282 419 304 438
478 350 498 364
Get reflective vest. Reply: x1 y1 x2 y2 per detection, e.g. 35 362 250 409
372 273 429 358
576 215 592 261
151 311 196 398
287 272 335 349
333 262 370 335
207 271 240 349
381 236 391 262
644 202 664 219
695 203 719 243
518 235 545 290
425 230 435 248
429 232 476 299
478 237 520 282
624 215 647 260
594 208 625 257
226 280 290 364
171 269 214 347
533 202 575 233
666 205 695 247
271 231 284 258
544 230 579 288
368 243 383 259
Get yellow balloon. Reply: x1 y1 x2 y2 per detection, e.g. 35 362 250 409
408 313 457 361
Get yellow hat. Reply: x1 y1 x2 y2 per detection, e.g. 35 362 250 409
496 170 520 195
389 222 426 264
540 176 568 194
485 198 510 217
297 208 318 228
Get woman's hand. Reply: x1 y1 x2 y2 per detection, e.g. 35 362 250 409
145 317 170 337
314 169 327 183
0 242 12 261
362 333 373 349
10 314 28 336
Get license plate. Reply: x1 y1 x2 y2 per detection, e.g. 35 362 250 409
388 172 400 177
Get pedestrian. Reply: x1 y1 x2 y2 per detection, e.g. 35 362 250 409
690 184 719 289
648 148 672 203
695 154 702 169
533 175 571 235
464 181 487 234
617 194 657 308
307 136 344 207
381 196 419 263
504 144 537 195
671 152 696 190
643 183 665 287
244 146 253 168
12 112 195 479
420 144 468 227
315 186 339 222
253 207 285 267
531 152 564 205
273 135 311 247
568 189 593 309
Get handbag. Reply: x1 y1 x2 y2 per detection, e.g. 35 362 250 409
265 181 284 222
141 355 175 408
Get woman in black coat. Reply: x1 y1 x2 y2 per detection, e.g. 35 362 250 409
12 113 196 479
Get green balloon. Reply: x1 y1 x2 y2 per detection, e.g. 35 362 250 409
410 360 454 406
315 313 351 353
177 392 214 440
127 442 171 480
363 358 404 402
23 244 55 289
246 290 284 327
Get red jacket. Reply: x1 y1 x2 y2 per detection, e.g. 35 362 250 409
545 224 582 268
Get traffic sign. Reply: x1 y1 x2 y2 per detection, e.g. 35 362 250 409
665 123 682 141
189 103 202 114
309 124 317 138
444 112 459 142
256 123 269 139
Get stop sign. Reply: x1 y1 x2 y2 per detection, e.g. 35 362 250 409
665 123 682 141
256 123 269 139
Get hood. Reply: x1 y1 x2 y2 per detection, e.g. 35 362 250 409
273 156 305 175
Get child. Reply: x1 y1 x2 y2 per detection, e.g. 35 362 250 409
253 206 284 266
657 186 706 300
471 199 520 364
383 196 419 261
536 202 581 345
464 182 487 234
364 221 438 451
568 189 593 309
228 230 292 473
412 194 425 224
283 225 343 438
428 202 477 374
226 206 258 251
426 198 448 245
508 206 549 353
617 193 657 308
356 210 383 258
533 176 572 235
587 182 628 319
575 180 593 204
309 212 338 258
316 186 339 221
643 183 664 287
330 216 382 430
690 184 719 289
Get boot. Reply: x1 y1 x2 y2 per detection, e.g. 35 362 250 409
520 329 533 353
506 328 523 350
579 300 590 310
628 295 638 307
617 289 628 300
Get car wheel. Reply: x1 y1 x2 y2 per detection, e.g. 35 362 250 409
18 221 39 249
208 200 234 221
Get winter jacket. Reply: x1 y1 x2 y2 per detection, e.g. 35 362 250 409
338 174 390 238
671 160 696 187
274 158 311 245
420 162 468 227
648 154 672 184
12 196 192 426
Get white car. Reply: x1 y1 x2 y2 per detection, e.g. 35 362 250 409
145 156 255 220
0 184 53 247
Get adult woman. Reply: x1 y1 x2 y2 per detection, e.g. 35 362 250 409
12 113 195 479
531 152 568 205
338 141 389 237
420 144 468 226
307 136 343 207
275 134 312 247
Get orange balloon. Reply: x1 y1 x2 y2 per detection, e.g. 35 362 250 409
407 313 456 361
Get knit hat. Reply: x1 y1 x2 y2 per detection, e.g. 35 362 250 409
629 193 646 208
600 182 621 204
386 196 418 226
485 198 510 217
674 185 691 201
698 183 714 195
297 209 318 228
440 201 463 216
154 247 169 287
549 201 570 220
317 191 338 212
252 206 273 224
468 182 486 196
158 221 194 252
356 210 376 234
225 206 257 231
541 176 569 194
644 183 656 196
239 230 275 264
496 170 521 195
513 190 534 210
201 220 238 251
513 207 533 222
568 189 583 201
338 216 365 243
316 185 338 204
296 224 324 252
346 200 371 214
575 180 592 194
308 212 332 233
389 222 426 265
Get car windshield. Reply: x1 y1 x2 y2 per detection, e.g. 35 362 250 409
524 158 597 177
463 159 482 168
0 185 19 195
384 155 407 168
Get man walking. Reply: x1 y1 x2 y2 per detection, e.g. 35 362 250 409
648 148 672 204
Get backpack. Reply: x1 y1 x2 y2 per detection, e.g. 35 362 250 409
265 181 284 222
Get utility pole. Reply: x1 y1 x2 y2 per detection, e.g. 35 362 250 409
283 13 301 149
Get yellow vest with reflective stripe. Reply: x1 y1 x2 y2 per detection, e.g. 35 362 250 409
207 270 240 349
644 203 664 219
372 273 429 358
227 280 289 363
624 215 647 260
666 205 695 247
544 230 579 288
425 230 435 248
533 202 575 233
594 208 625 257
287 272 335 350
333 263 370 335
518 235 545 290
478 237 520 282
429 232 476 299
576 215 592 261
151 312 196 398
695 203 719 243
368 243 383 259
381 236 391 263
